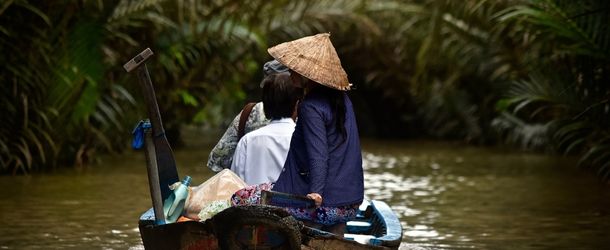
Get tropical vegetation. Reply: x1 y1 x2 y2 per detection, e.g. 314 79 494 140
1 0 608 181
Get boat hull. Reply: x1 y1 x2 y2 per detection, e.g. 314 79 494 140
138 201 402 249
139 220 218 250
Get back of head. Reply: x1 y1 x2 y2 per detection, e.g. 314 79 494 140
261 72 300 120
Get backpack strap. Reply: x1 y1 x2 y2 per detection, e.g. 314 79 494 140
237 102 257 140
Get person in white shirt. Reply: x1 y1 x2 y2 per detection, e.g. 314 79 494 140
206 60 289 172
231 72 301 185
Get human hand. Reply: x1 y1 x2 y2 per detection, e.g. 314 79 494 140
306 193 323 207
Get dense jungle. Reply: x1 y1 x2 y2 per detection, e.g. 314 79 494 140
1 0 609 181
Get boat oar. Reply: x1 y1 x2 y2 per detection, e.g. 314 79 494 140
124 48 180 223
143 122 165 225
261 190 316 208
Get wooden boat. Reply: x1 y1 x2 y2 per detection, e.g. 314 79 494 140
125 48 403 249
138 197 403 249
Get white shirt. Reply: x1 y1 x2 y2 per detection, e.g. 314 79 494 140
231 118 296 185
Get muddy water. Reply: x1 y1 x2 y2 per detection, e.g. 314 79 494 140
1 135 609 249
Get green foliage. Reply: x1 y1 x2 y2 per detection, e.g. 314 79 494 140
494 0 610 181
1 1 142 173
318 0 529 140
1 0 609 182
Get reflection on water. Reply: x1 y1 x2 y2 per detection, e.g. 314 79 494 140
1 136 609 249
361 140 610 249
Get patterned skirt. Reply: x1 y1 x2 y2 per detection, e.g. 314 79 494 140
231 183 359 226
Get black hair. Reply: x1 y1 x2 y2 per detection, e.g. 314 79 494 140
317 85 347 142
261 72 301 120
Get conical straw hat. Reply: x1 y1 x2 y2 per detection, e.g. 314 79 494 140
268 33 351 91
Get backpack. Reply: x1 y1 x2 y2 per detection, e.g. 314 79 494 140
237 102 257 140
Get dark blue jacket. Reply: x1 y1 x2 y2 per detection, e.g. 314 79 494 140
272 89 364 207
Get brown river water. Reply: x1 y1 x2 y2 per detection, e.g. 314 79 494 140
1 130 609 249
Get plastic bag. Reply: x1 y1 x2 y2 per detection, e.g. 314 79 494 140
197 200 231 221
184 169 247 219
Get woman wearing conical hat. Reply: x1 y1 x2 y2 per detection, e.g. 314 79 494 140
238 33 364 234
271 33 363 234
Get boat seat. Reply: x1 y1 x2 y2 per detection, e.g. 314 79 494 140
346 220 372 234
344 234 376 245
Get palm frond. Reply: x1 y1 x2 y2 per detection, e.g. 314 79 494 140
109 0 168 21
497 0 610 57
492 112 551 150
